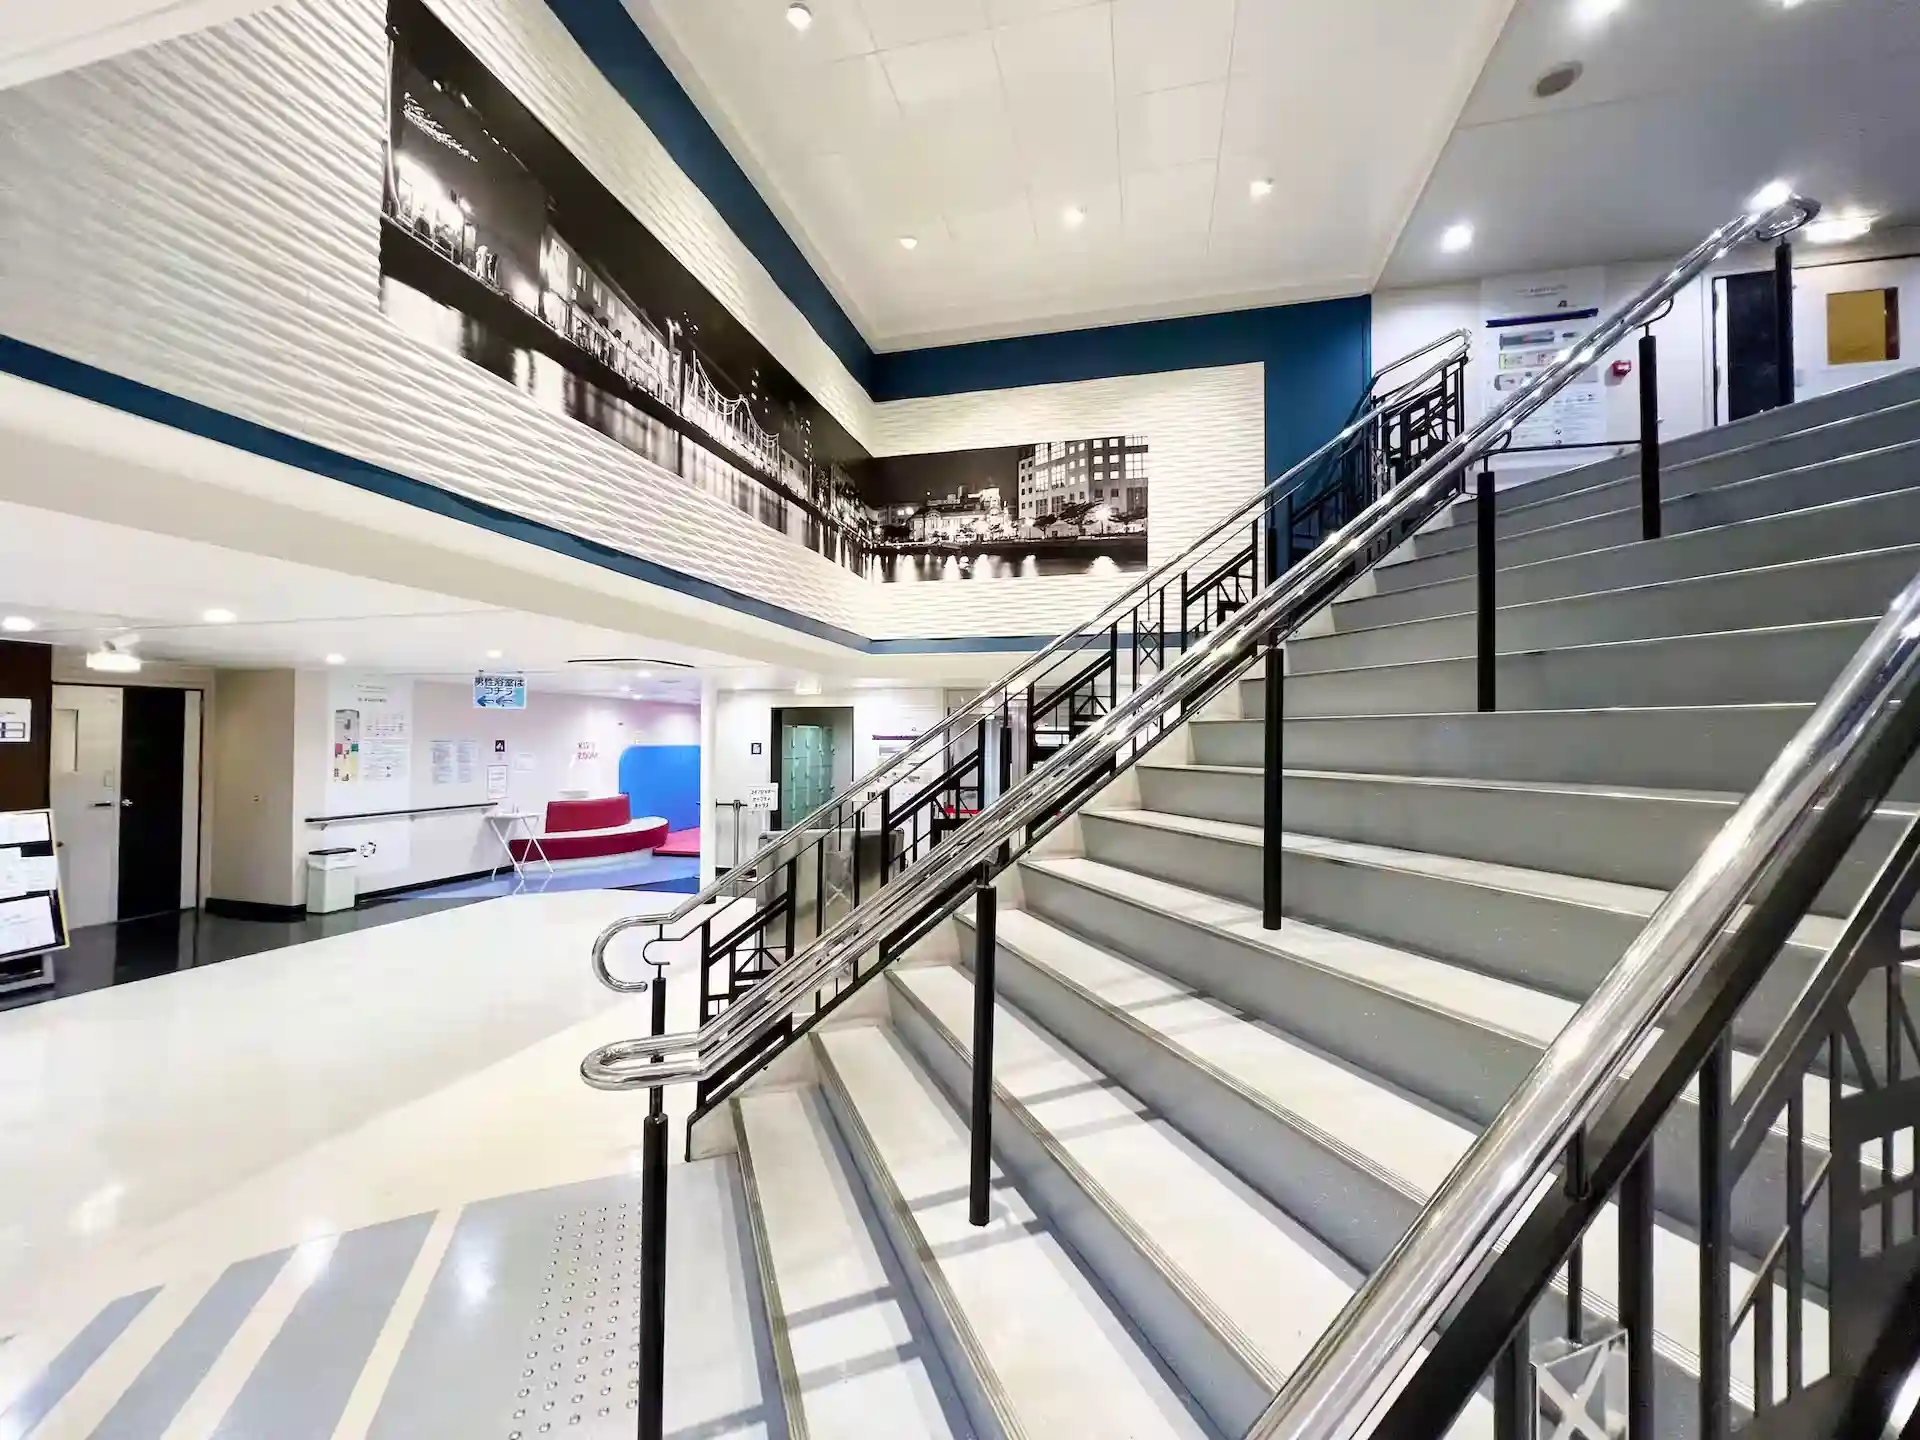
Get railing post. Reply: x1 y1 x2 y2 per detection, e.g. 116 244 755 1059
1477 467 1496 713
1492 1329 1531 1440
637 974 669 1440
1700 1036 1733 1440
1774 239 1796 411
1620 1149 1656 1438
1638 329 1661 541
969 868 997 1228
1263 630 1284 931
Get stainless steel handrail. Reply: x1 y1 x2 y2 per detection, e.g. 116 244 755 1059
583 329 1471 964
1245 193 1829 1440
580 199 1816 1093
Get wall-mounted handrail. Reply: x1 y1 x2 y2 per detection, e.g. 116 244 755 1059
582 329 1472 966
579 201 1815 1097
304 801 502 825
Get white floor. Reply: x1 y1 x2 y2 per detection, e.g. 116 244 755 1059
0 889 704 1421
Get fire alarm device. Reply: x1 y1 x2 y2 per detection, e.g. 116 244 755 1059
1610 359 1633 379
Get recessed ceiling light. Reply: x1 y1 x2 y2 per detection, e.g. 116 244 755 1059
786 1 813 30
1062 204 1087 229
324 653 346 666
1804 212 1874 244
1249 177 1274 201
1750 179 1793 212
485 648 503 660
0 616 34 633
85 649 141 674
1574 0 1626 27
202 607 237 624
1533 60 1584 99
1441 222 1475 254
898 235 918 250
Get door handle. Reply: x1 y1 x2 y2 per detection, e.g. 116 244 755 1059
91 802 112 809
121 799 133 808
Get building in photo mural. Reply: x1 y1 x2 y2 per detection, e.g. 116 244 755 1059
376 0 1147 584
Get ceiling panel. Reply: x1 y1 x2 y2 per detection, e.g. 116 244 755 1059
632 0 1513 347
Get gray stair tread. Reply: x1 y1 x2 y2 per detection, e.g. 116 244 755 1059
734 1088 962 1439
991 906 1821 1393
1144 763 1749 809
1028 853 1838 1149
893 963 1352 1387
1091 804 1867 953
814 1022 1212 1439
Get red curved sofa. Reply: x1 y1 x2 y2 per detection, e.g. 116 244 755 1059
508 795 669 864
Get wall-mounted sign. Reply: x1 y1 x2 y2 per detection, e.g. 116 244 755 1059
486 764 509 801
494 739 507 754
0 698 29 743
750 741 763 756
473 674 526 710
745 783 779 812
576 739 599 763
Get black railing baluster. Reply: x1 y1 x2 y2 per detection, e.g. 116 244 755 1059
783 858 798 962
1638 330 1661 541
1620 1149 1655 1437
1263 630 1284 932
1786 1088 1804 1396
1564 1130 1585 1341
1774 240 1795 411
1701 1037 1733 1440
1477 467 1496 713
969 869 997 1228
852 805 863 906
1492 1328 1530 1440
1755 1257 1775 1412
637 972 669 1440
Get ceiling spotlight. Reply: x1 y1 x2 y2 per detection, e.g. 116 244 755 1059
786 1 813 30
1574 0 1627 27
324 653 346 666
485 648 503 660
1805 212 1873 244
0 616 34 633
898 235 918 251
1750 179 1793 213
1062 204 1087 229
1249 177 1274 201
1533 60 1584 99
1441 221 1475 254
202 607 237 624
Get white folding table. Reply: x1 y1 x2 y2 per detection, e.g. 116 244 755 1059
485 810 556 887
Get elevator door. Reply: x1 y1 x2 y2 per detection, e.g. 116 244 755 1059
781 724 836 825
117 686 187 921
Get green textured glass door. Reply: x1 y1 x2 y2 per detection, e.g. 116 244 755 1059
782 724 835 822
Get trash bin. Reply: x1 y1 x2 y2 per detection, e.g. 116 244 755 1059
306 846 359 914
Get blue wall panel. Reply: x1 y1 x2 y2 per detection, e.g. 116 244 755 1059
619 744 700 831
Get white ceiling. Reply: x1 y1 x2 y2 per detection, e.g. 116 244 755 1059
0 501 723 701
1381 0 1920 288
631 0 1515 348
0 0 278 89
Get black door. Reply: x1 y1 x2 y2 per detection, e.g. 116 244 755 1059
1724 270 1787 421
117 686 187 921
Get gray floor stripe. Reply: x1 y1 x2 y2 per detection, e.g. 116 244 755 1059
211 1212 436 1440
0 1288 157 1435
92 1249 290 1438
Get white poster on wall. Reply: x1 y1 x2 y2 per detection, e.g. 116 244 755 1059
1481 268 1607 451
331 678 412 788
0 698 29 743
456 739 480 785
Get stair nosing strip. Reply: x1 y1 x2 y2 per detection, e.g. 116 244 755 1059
810 1027 1029 1440
886 965 1286 1394
729 1095 814 1440
1196 701 1815 724
1139 761 1752 806
957 912 1430 1214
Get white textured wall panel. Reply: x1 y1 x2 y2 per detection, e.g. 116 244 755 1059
864 364 1265 639
0 0 1264 647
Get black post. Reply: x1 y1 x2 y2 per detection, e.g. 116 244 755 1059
1262 632 1284 931
1492 1329 1531 1440
1700 1038 1732 1440
636 976 669 1440
1620 1150 1655 1437
1638 330 1661 541
1476 468 1496 713
1774 240 1796 411
969 871 997 1228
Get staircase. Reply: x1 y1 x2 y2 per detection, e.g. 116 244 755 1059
683 365 1920 1439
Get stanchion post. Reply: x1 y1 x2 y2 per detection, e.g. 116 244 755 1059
1638 330 1661 541
1262 631 1284 930
969 870 997 1228
1477 468 1497 713
636 974 669 1440
1774 240 1796 411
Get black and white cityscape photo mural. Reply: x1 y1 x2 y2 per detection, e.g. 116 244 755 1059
377 0 1148 584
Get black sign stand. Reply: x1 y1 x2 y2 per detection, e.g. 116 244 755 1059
0 808 67 997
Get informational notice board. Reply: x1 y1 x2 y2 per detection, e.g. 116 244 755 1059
0 808 68 970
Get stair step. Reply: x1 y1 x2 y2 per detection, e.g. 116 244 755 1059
812 1022 1212 1440
732 1087 966 1439
1134 763 1914 921
888 962 1404 1436
1369 436 1920 594
1290 545 1917 674
1273 619 1870 716
978 906 1826 1423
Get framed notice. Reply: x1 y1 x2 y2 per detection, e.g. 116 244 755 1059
0 808 66 994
